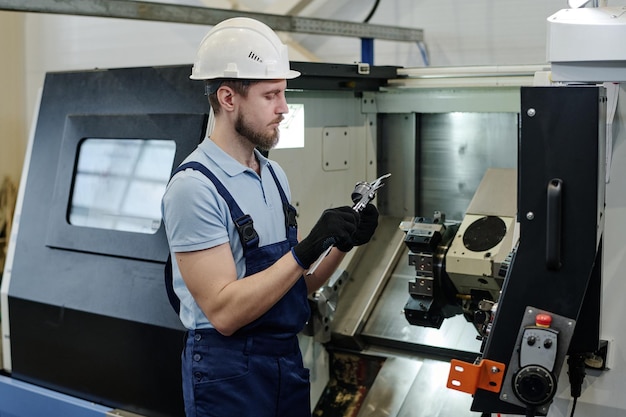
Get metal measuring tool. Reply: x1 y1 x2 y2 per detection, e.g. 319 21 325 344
306 173 391 275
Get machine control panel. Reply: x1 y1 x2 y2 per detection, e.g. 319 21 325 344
512 324 560 408
499 307 576 413
519 326 558 370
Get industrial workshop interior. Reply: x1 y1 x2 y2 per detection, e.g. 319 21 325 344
2 0 626 416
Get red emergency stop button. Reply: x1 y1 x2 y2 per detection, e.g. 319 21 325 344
536 313 552 328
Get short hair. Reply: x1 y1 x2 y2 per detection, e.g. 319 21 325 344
207 79 258 115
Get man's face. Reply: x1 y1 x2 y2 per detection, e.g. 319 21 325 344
234 79 289 151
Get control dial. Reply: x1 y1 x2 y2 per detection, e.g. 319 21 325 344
513 365 557 406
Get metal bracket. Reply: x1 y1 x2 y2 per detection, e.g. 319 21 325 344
447 359 506 395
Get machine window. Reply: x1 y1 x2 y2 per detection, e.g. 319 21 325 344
69 138 176 234
275 103 305 149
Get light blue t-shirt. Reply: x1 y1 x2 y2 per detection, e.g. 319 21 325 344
161 138 292 330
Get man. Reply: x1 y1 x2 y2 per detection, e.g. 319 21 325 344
162 17 379 417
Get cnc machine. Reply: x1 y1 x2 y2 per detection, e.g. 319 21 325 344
2 6 626 417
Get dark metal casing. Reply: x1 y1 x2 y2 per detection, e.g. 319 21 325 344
471 86 606 414
8 66 206 417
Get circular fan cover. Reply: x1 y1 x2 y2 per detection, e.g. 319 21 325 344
462 216 507 252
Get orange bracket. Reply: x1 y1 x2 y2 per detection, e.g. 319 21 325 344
447 359 506 395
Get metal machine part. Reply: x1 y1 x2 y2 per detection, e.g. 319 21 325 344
329 170 518 358
304 269 348 344
400 168 518 338
329 215 407 351
370 87 605 417
464 86 605 416
326 79 615 417
401 213 464 329
499 307 576 413
548 6 626 82
445 168 518 304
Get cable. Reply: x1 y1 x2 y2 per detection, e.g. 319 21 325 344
567 353 587 417
416 40 430 67
570 396 578 417
364 0 381 22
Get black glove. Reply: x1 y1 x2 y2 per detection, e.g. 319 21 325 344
291 206 359 269
352 203 379 246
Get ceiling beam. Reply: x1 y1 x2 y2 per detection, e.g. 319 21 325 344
0 0 423 42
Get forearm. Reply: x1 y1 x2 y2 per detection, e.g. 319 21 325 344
194 204 360 333
178 247 305 336
209 255 305 335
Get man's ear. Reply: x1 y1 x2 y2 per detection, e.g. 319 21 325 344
216 86 236 112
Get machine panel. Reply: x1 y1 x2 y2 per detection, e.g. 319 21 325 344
472 86 606 416
5 65 208 417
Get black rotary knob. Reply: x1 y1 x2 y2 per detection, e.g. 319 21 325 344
513 365 556 406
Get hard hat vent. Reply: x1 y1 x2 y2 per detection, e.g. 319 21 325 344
248 51 263 63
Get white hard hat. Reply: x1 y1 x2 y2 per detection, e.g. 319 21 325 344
190 17 300 81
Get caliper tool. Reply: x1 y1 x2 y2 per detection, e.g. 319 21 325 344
306 173 391 275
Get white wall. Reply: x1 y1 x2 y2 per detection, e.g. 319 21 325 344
294 0 576 67
23 0 625 130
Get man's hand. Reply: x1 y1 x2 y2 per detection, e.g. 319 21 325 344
351 203 379 246
291 206 358 269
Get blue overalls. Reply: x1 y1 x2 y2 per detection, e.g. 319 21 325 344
171 162 312 417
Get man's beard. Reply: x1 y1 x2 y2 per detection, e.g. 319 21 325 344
235 112 281 152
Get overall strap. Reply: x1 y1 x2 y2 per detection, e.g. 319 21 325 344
165 161 259 315
266 163 298 240
173 161 259 249
165 160 294 315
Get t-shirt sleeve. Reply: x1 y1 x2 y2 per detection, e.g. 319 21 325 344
162 173 230 253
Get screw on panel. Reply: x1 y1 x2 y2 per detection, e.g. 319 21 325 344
527 108 536 117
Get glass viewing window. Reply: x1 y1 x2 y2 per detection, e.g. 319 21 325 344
275 103 305 149
69 138 176 234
